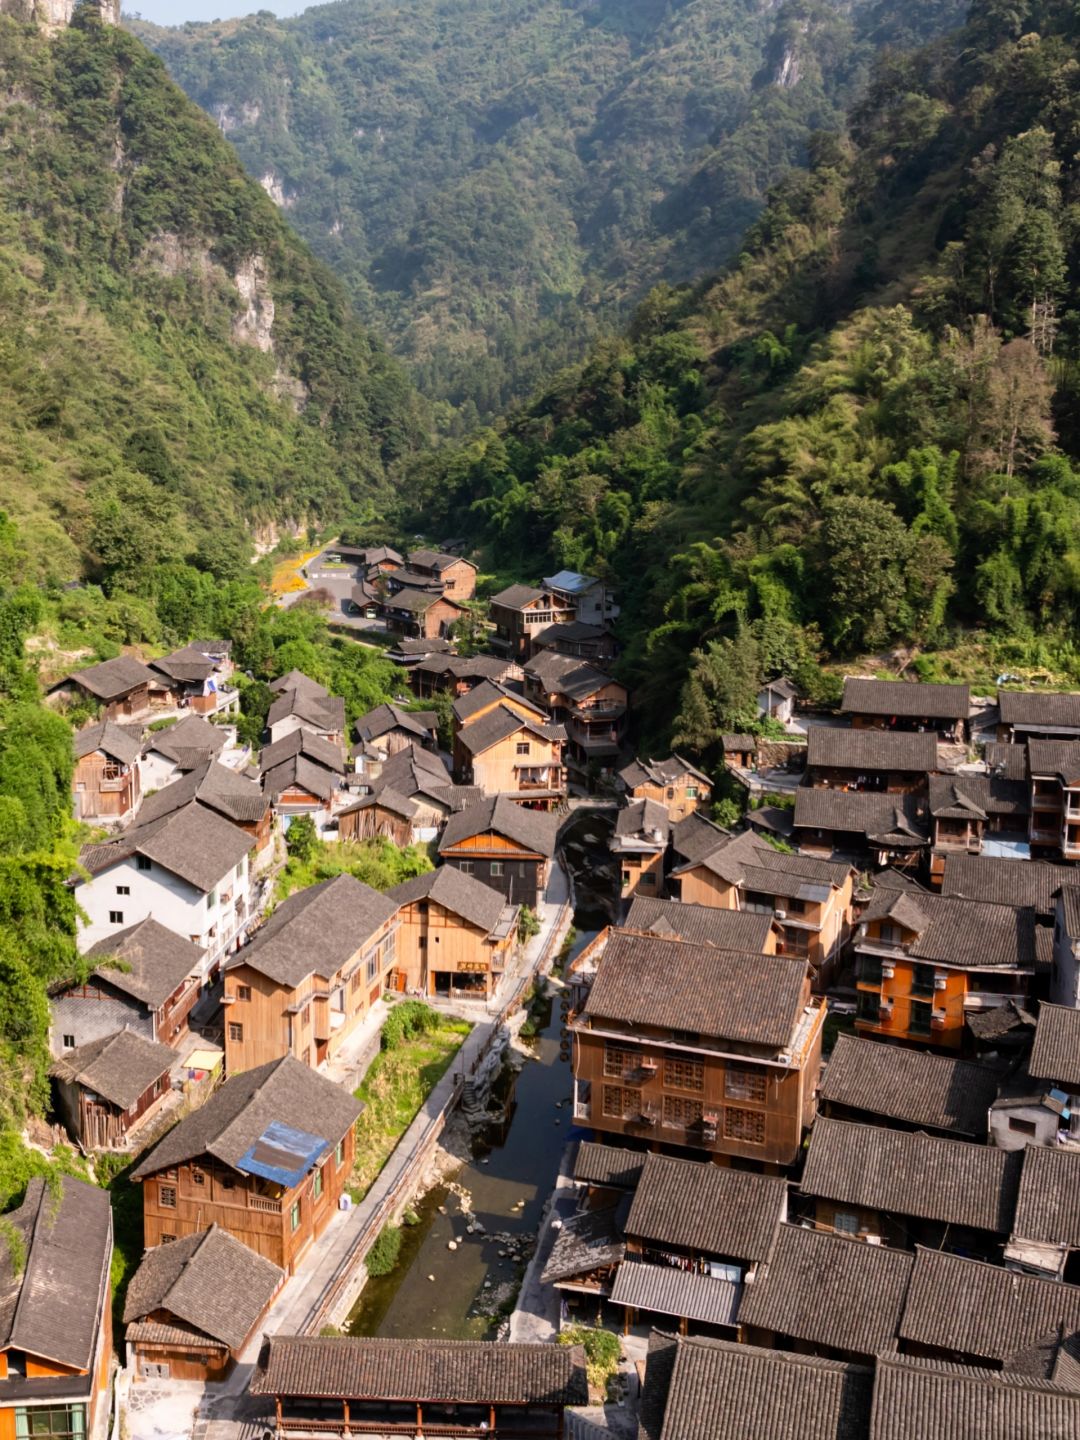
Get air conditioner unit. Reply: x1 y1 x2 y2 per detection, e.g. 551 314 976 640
865 1235 883 1246
931 1012 946 1029
879 1000 893 1016
934 976 948 990
881 964 895 979
775 909 787 920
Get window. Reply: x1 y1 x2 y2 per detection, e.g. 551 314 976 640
290 1200 301 1232
671 1029 699 1046
1008 1116 1038 1137
159 1184 177 1208
662 1095 703 1130
856 991 881 1022
666 787 675 800
516 742 530 755
228 1022 244 1043
911 964 935 999
109 910 124 925
640 869 656 887
490 861 504 877
207 890 218 910
604 1045 640 1079
787 897 807 915
724 1107 766 1144
833 1210 860 1236
622 870 631 888
780 926 811 959
418 936 427 949
909 1001 933 1036
602 1085 640 1118
877 922 902 945
459 861 474 875
192 1170 205 1187
725 1067 767 1102
686 786 698 799
62 1034 75 1051
335 1139 345 1168
313 1167 324 1201
857 955 882 985
116 884 130 896
15 1406 86 1440
136 855 151 871
236 984 251 1002
664 1058 704 1092
161 1234 176 1244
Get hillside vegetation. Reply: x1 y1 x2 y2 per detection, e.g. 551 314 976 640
408 0 1080 750
0 8 423 590
130 0 964 421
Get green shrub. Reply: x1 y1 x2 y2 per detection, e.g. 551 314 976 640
381 1000 441 1051
558 1325 621 1389
366 1223 402 1277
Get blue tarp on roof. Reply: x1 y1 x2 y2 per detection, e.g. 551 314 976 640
236 1120 330 1188
543 570 597 593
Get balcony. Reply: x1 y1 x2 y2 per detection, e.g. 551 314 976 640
248 1193 282 1214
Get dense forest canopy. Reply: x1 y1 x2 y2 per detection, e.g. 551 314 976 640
0 7 424 589
406 0 1080 752
130 0 965 422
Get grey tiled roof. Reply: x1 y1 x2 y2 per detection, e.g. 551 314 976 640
0 1177 111 1372
51 1028 175 1110
267 686 346 734
984 741 1029 780
819 1033 998 1137
626 1153 786 1263
614 799 671 842
860 887 1040 969
453 679 546 725
388 865 509 934
647 1336 872 1440
799 1117 1020 1233
455 703 564 758
124 1225 283 1352
793 788 929 844
1030 1003 1080 1088
440 795 559 857
354 703 436 747
81 916 204 1008
132 1055 361 1179
227 873 396 988
868 1354 1080 1439
841 677 970 719
79 801 253 892
137 759 268 828
151 644 217 684
269 669 329 698
610 1263 740 1329
900 1247 1080 1368
670 812 730 865
250 1335 589 1405
65 654 159 699
807 726 939 772
145 713 226 765
928 773 1029 819
675 827 850 888
573 1141 645 1190
1011 1145 1080 1250
940 853 1075 916
74 719 142 766
540 1201 627 1284
999 688 1080 729
1027 738 1080 784
582 930 808 1050
261 727 345 778
386 585 463 615
737 1224 914 1356
524 649 616 702
623 898 775 952
619 755 711 790
490 583 548 610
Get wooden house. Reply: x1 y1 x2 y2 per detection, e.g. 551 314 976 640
136 758 274 867
382 587 466 641
542 569 619 626
1026 1002 1080 1146
51 918 204 1054
406 548 478 600
939 851 1073 919
72 719 142 823
738 1223 914 1364
124 1225 284 1382
131 1055 361 1272
384 635 454 668
1027 739 1080 860
926 773 1029 883
0 1177 113 1440
51 1029 175 1151
75 803 255 979
818 1032 998 1140
1005 1145 1080 1280
251 1336 588 1439
669 829 853 988
151 644 238 717
639 1334 873 1440
223 873 398 1074
792 787 929 868
260 729 346 831
524 650 627 773
570 928 824 1167
353 702 437 758
804 726 939 793
439 796 559 908
869 1353 1080 1438
618 756 711 822
338 745 479 847
719 734 756 770
611 799 670 903
623 896 778 952
757 676 797 725
48 654 164 721
489 584 575 659
267 674 346 747
387 865 518 1000
408 654 521 699
997 687 1080 743
531 620 618 665
454 702 567 806
854 885 1041 1050
840 677 970 740
797 1116 1020 1257
140 712 229 790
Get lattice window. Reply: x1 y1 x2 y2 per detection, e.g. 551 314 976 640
662 1095 703 1130
602 1084 640 1118
725 1066 767 1102
724 1107 766 1144
603 1045 640 1079
664 1057 704 1092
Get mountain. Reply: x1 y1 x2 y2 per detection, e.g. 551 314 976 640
0 3 423 589
129 0 965 422
407 0 1080 749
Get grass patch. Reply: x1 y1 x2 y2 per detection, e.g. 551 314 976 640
350 1014 470 1200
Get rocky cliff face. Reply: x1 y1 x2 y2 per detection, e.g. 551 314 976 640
0 0 118 32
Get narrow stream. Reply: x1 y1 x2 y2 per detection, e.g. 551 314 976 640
346 807 616 1339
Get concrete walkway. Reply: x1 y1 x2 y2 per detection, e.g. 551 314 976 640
509 1143 578 1343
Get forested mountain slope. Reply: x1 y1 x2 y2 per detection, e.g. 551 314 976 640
408 0 1080 748
130 0 964 421
0 6 422 589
